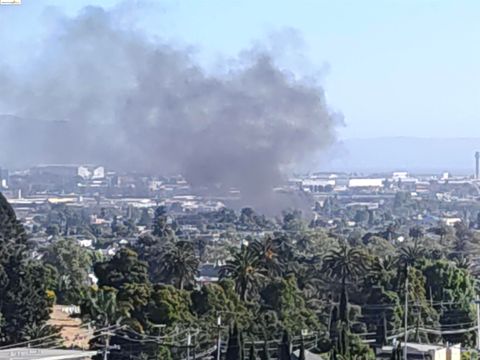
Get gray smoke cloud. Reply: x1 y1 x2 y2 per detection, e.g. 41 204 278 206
0 5 340 206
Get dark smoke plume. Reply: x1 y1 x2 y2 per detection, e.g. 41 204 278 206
0 5 340 207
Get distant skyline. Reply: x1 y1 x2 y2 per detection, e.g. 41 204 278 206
2 0 480 140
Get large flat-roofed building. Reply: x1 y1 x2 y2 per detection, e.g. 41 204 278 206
31 165 105 180
0 348 97 360
348 178 385 188
30 165 79 179
301 178 336 192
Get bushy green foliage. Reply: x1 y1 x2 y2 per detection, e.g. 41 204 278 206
0 193 57 345
148 285 195 327
95 248 150 288
42 237 93 304
463 351 478 360
422 259 476 345
23 201 480 357
260 275 319 335
191 279 250 330
81 286 123 327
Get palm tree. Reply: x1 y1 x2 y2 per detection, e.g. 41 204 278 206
371 255 397 274
322 244 368 358
396 244 424 291
151 206 177 243
272 234 295 263
160 240 199 290
433 225 448 242
409 226 424 246
220 245 265 301
383 223 397 241
81 287 125 328
399 245 424 269
454 256 471 270
367 255 397 290
323 244 368 322
251 237 283 278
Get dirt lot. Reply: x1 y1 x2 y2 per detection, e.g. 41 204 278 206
47 305 92 349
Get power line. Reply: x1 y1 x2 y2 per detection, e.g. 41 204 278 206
0 323 122 351
0 334 60 350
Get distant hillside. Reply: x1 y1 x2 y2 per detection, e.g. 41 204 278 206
0 114 85 169
323 137 480 175
1 114 479 177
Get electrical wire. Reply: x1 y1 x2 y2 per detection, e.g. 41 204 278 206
0 323 122 350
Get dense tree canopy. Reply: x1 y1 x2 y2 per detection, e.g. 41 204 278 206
0 193 56 344
3 192 480 359
42 237 93 304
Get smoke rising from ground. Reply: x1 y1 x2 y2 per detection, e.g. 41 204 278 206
0 5 340 207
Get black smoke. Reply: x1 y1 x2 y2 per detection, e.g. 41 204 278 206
0 5 340 208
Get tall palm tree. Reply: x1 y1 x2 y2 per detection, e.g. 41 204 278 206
323 244 368 320
322 244 368 358
272 234 295 264
160 240 199 290
454 255 471 270
399 245 424 270
433 225 448 242
409 226 424 246
367 255 397 290
396 244 425 291
383 223 397 241
251 237 283 278
220 245 265 301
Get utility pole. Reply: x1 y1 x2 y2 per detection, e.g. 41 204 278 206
216 315 222 360
152 323 166 358
404 267 409 360
193 332 196 360
103 332 110 360
101 330 121 360
187 331 192 360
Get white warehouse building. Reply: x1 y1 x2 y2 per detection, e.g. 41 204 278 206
348 178 385 188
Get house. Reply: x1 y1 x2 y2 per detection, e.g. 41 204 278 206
0 348 97 359
441 217 462 227
376 342 461 360
292 349 327 360
196 263 221 285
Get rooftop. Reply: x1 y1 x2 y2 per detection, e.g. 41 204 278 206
0 348 97 360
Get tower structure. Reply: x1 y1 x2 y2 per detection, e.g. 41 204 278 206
475 152 479 179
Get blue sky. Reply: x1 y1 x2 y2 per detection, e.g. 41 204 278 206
2 0 480 140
